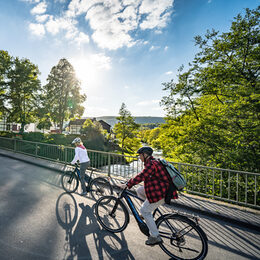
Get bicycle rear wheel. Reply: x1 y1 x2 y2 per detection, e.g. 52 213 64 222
95 196 129 233
89 177 113 201
61 171 79 193
156 214 208 260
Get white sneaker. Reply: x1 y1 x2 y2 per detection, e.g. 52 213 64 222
145 235 163 246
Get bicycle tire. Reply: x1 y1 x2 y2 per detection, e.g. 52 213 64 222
89 177 113 201
95 196 129 233
156 214 208 260
61 171 79 193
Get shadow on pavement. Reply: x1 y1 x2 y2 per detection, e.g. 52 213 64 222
56 192 135 260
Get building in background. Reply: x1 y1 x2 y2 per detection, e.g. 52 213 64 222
68 118 112 135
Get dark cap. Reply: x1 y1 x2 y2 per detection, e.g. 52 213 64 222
137 146 153 156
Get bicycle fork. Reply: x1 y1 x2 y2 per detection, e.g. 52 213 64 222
124 196 150 236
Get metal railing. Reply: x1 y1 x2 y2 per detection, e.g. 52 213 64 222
0 136 259 209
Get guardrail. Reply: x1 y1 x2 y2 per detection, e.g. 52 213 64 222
0 136 259 209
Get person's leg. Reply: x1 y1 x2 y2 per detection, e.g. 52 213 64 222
140 198 165 244
136 186 146 200
79 162 88 193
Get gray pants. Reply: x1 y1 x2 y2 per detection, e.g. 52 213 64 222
137 186 165 237
80 162 90 192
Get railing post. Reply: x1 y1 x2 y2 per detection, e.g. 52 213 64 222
108 153 111 177
35 143 38 157
14 138 17 151
65 147 67 164
213 170 215 198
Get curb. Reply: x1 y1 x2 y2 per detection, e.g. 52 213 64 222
170 200 260 232
0 148 259 232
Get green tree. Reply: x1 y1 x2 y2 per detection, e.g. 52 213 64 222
3 55 41 133
43 58 86 133
114 103 141 155
0 50 12 117
80 119 104 138
80 119 108 150
160 7 260 171
35 102 52 133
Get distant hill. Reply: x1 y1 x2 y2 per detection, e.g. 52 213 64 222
87 116 165 127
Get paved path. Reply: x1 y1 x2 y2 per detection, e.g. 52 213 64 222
1 149 259 231
0 150 260 260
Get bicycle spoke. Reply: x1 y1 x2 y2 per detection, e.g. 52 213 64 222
175 246 200 253
95 196 129 233
157 215 208 259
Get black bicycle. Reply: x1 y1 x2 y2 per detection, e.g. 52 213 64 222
61 163 113 201
95 187 208 260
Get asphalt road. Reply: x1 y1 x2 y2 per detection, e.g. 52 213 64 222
0 156 259 260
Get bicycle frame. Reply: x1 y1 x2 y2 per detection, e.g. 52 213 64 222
117 188 203 240
118 188 164 236
71 164 93 185
97 188 208 259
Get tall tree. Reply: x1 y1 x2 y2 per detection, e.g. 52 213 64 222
3 55 41 133
43 58 86 133
0 51 13 117
114 103 141 155
160 7 260 171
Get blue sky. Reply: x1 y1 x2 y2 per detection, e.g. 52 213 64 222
0 0 259 117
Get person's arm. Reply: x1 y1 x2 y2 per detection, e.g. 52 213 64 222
71 148 79 164
127 161 155 189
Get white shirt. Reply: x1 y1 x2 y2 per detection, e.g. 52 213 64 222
71 146 90 164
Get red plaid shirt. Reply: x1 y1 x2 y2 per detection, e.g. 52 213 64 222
127 156 178 203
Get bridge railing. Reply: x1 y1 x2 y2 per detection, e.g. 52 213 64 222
0 136 259 209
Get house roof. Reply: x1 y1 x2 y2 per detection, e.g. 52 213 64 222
69 119 86 126
69 118 111 133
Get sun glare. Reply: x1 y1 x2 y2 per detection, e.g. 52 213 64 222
69 54 112 116
70 56 99 91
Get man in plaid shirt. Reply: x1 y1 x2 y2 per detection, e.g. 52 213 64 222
119 146 178 246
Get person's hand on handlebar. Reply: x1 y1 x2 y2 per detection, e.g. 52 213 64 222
118 182 127 189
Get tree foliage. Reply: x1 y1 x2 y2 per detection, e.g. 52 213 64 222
0 51 12 117
0 50 41 133
114 103 141 155
160 7 260 171
42 58 86 133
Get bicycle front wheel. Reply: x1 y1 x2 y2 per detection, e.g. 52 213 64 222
89 177 113 201
156 214 208 260
95 196 129 233
61 171 79 193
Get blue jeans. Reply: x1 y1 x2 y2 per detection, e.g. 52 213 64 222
80 161 90 192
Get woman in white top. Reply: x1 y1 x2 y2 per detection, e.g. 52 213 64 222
71 137 90 195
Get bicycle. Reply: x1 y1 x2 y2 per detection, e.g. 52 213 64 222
61 163 113 201
95 186 208 260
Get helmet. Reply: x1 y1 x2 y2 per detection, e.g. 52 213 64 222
137 146 153 156
72 137 81 144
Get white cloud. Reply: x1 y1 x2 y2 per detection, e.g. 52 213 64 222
74 31 90 46
35 14 49 22
45 16 74 35
29 23 45 37
164 45 169 51
26 0 174 50
149 45 160 51
30 1 47 15
91 53 112 70
139 0 173 30
165 71 173 75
